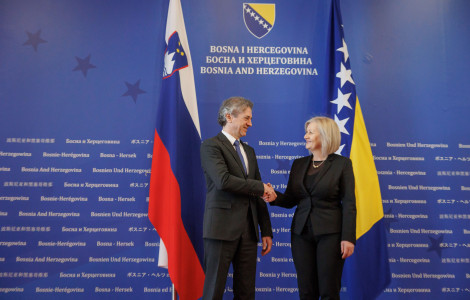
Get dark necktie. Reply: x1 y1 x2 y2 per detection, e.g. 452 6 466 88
234 140 247 175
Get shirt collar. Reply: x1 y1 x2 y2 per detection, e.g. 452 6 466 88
221 130 238 145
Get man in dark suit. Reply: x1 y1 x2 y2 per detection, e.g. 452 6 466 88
200 96 275 300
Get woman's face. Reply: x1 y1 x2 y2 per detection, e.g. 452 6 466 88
304 122 322 153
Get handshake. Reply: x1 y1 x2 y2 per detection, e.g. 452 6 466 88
262 183 277 203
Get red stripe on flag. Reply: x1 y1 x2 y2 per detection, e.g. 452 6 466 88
148 129 205 300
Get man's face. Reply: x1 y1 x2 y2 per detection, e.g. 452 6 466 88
225 107 252 139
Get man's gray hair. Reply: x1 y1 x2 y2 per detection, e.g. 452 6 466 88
217 96 254 127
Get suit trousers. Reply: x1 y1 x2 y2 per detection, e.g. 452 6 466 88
202 210 258 300
291 221 344 300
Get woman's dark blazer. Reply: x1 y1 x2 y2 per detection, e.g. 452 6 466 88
271 153 356 243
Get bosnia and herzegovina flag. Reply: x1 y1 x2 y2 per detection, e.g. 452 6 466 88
326 0 391 299
148 0 205 299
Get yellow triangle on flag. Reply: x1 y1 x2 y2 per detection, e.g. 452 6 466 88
350 98 384 239
249 4 275 25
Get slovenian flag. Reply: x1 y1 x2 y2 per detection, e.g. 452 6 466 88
326 0 391 298
148 0 205 299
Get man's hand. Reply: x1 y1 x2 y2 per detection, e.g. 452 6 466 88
261 236 272 256
263 183 277 202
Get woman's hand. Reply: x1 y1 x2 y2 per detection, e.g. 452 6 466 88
262 183 276 202
341 241 355 259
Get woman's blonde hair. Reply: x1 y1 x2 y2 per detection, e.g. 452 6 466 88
304 116 341 156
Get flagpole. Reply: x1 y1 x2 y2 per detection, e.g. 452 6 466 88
172 284 177 300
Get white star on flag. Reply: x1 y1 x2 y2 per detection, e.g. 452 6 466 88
334 115 350 135
335 144 345 155
336 38 349 62
331 88 352 114
336 62 355 88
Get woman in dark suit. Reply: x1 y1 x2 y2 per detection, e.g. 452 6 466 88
265 116 356 300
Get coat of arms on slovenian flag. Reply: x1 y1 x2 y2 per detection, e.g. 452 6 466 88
243 3 275 39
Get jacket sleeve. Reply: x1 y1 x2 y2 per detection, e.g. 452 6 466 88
340 158 357 244
200 139 264 197
270 160 300 209
253 156 273 238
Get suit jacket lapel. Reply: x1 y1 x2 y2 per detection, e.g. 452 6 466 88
297 155 312 195
217 132 247 178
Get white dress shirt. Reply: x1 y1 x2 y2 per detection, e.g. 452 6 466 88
222 130 249 175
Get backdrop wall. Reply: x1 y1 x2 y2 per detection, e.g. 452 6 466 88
1 0 469 299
